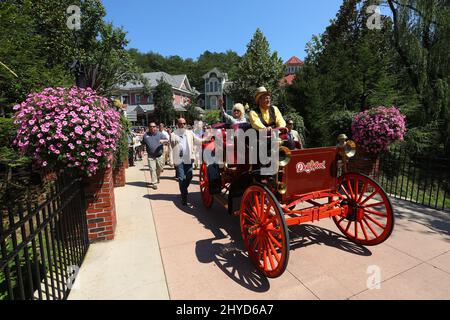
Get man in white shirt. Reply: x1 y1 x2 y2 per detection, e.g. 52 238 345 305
171 118 204 206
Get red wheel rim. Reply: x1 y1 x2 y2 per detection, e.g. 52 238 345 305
200 163 213 208
333 173 394 246
240 185 289 278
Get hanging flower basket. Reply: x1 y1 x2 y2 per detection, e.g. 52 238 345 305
350 106 407 177
12 87 121 178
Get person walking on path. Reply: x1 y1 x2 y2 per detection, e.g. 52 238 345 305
171 118 205 206
128 131 135 167
159 123 171 166
142 122 169 190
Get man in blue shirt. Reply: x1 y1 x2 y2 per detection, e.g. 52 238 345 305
142 122 169 190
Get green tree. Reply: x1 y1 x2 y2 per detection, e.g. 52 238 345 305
153 78 175 124
289 0 398 146
386 0 450 156
203 110 221 125
229 29 284 106
0 0 139 110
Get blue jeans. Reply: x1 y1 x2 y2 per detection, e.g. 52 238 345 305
175 162 193 202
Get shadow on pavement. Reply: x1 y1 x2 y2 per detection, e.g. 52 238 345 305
390 198 450 239
196 238 270 292
127 181 153 188
289 224 372 256
146 190 271 292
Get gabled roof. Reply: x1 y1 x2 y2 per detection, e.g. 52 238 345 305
202 67 228 80
119 72 194 94
285 56 304 66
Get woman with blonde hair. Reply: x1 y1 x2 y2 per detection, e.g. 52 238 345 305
219 98 247 125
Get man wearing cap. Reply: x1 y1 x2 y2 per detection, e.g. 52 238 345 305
249 87 286 130
219 98 247 125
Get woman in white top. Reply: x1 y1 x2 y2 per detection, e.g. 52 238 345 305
219 98 247 125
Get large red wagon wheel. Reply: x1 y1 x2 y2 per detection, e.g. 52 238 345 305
333 173 394 246
199 162 213 208
240 185 289 278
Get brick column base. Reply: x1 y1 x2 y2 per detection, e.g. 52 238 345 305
113 163 126 187
83 165 117 242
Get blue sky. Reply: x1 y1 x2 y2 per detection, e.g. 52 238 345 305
102 0 344 62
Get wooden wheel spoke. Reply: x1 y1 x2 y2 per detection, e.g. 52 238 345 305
266 240 276 270
254 194 261 217
262 239 268 270
347 180 355 199
268 232 282 248
359 190 378 206
242 210 258 224
360 221 369 241
364 201 386 209
256 238 264 263
339 184 352 199
363 208 387 217
365 214 386 229
345 220 352 233
250 236 260 253
357 182 367 203
362 217 379 237
264 203 273 222
260 193 266 220
267 237 281 263
334 174 394 246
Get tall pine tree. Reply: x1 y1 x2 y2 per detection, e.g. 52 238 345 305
229 29 284 106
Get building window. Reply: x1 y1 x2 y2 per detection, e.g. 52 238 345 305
214 82 218 92
147 95 153 104
210 96 217 109
135 94 141 104
122 96 129 104
210 82 213 93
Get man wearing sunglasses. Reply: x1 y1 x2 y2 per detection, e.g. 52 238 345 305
142 122 169 190
171 118 205 206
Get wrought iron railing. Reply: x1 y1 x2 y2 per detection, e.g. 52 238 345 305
0 173 89 300
377 148 449 212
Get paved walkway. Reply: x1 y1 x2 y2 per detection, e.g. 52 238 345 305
68 159 169 300
70 157 450 300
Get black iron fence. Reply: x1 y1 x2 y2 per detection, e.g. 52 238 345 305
0 173 89 300
376 148 449 212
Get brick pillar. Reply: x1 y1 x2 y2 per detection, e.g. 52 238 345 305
113 163 126 187
83 163 117 242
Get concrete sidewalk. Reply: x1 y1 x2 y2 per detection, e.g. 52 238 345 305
68 159 169 300
70 158 450 300
150 168 450 300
